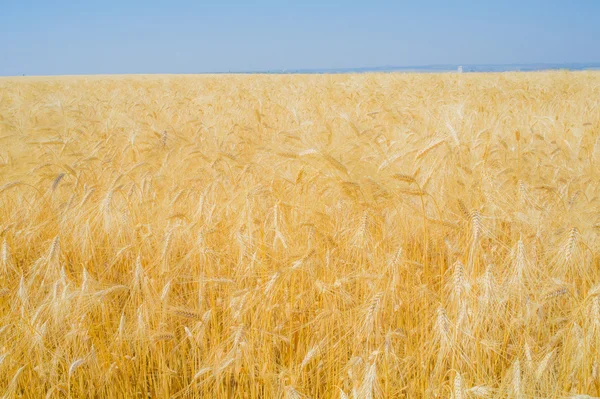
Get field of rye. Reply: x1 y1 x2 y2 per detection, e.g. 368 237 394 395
0 72 599 398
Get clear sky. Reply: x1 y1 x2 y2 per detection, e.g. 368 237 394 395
1 0 599 75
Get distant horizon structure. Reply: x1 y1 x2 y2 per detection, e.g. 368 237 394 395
458 66 463 73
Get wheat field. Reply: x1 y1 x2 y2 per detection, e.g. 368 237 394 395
0 72 599 398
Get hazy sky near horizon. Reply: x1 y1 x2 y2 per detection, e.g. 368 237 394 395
1 0 599 75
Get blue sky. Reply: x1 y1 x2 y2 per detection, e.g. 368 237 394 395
1 0 599 75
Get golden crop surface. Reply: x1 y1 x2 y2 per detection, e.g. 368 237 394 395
0 72 599 398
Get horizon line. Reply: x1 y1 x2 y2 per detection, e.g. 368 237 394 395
2 61 600 78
